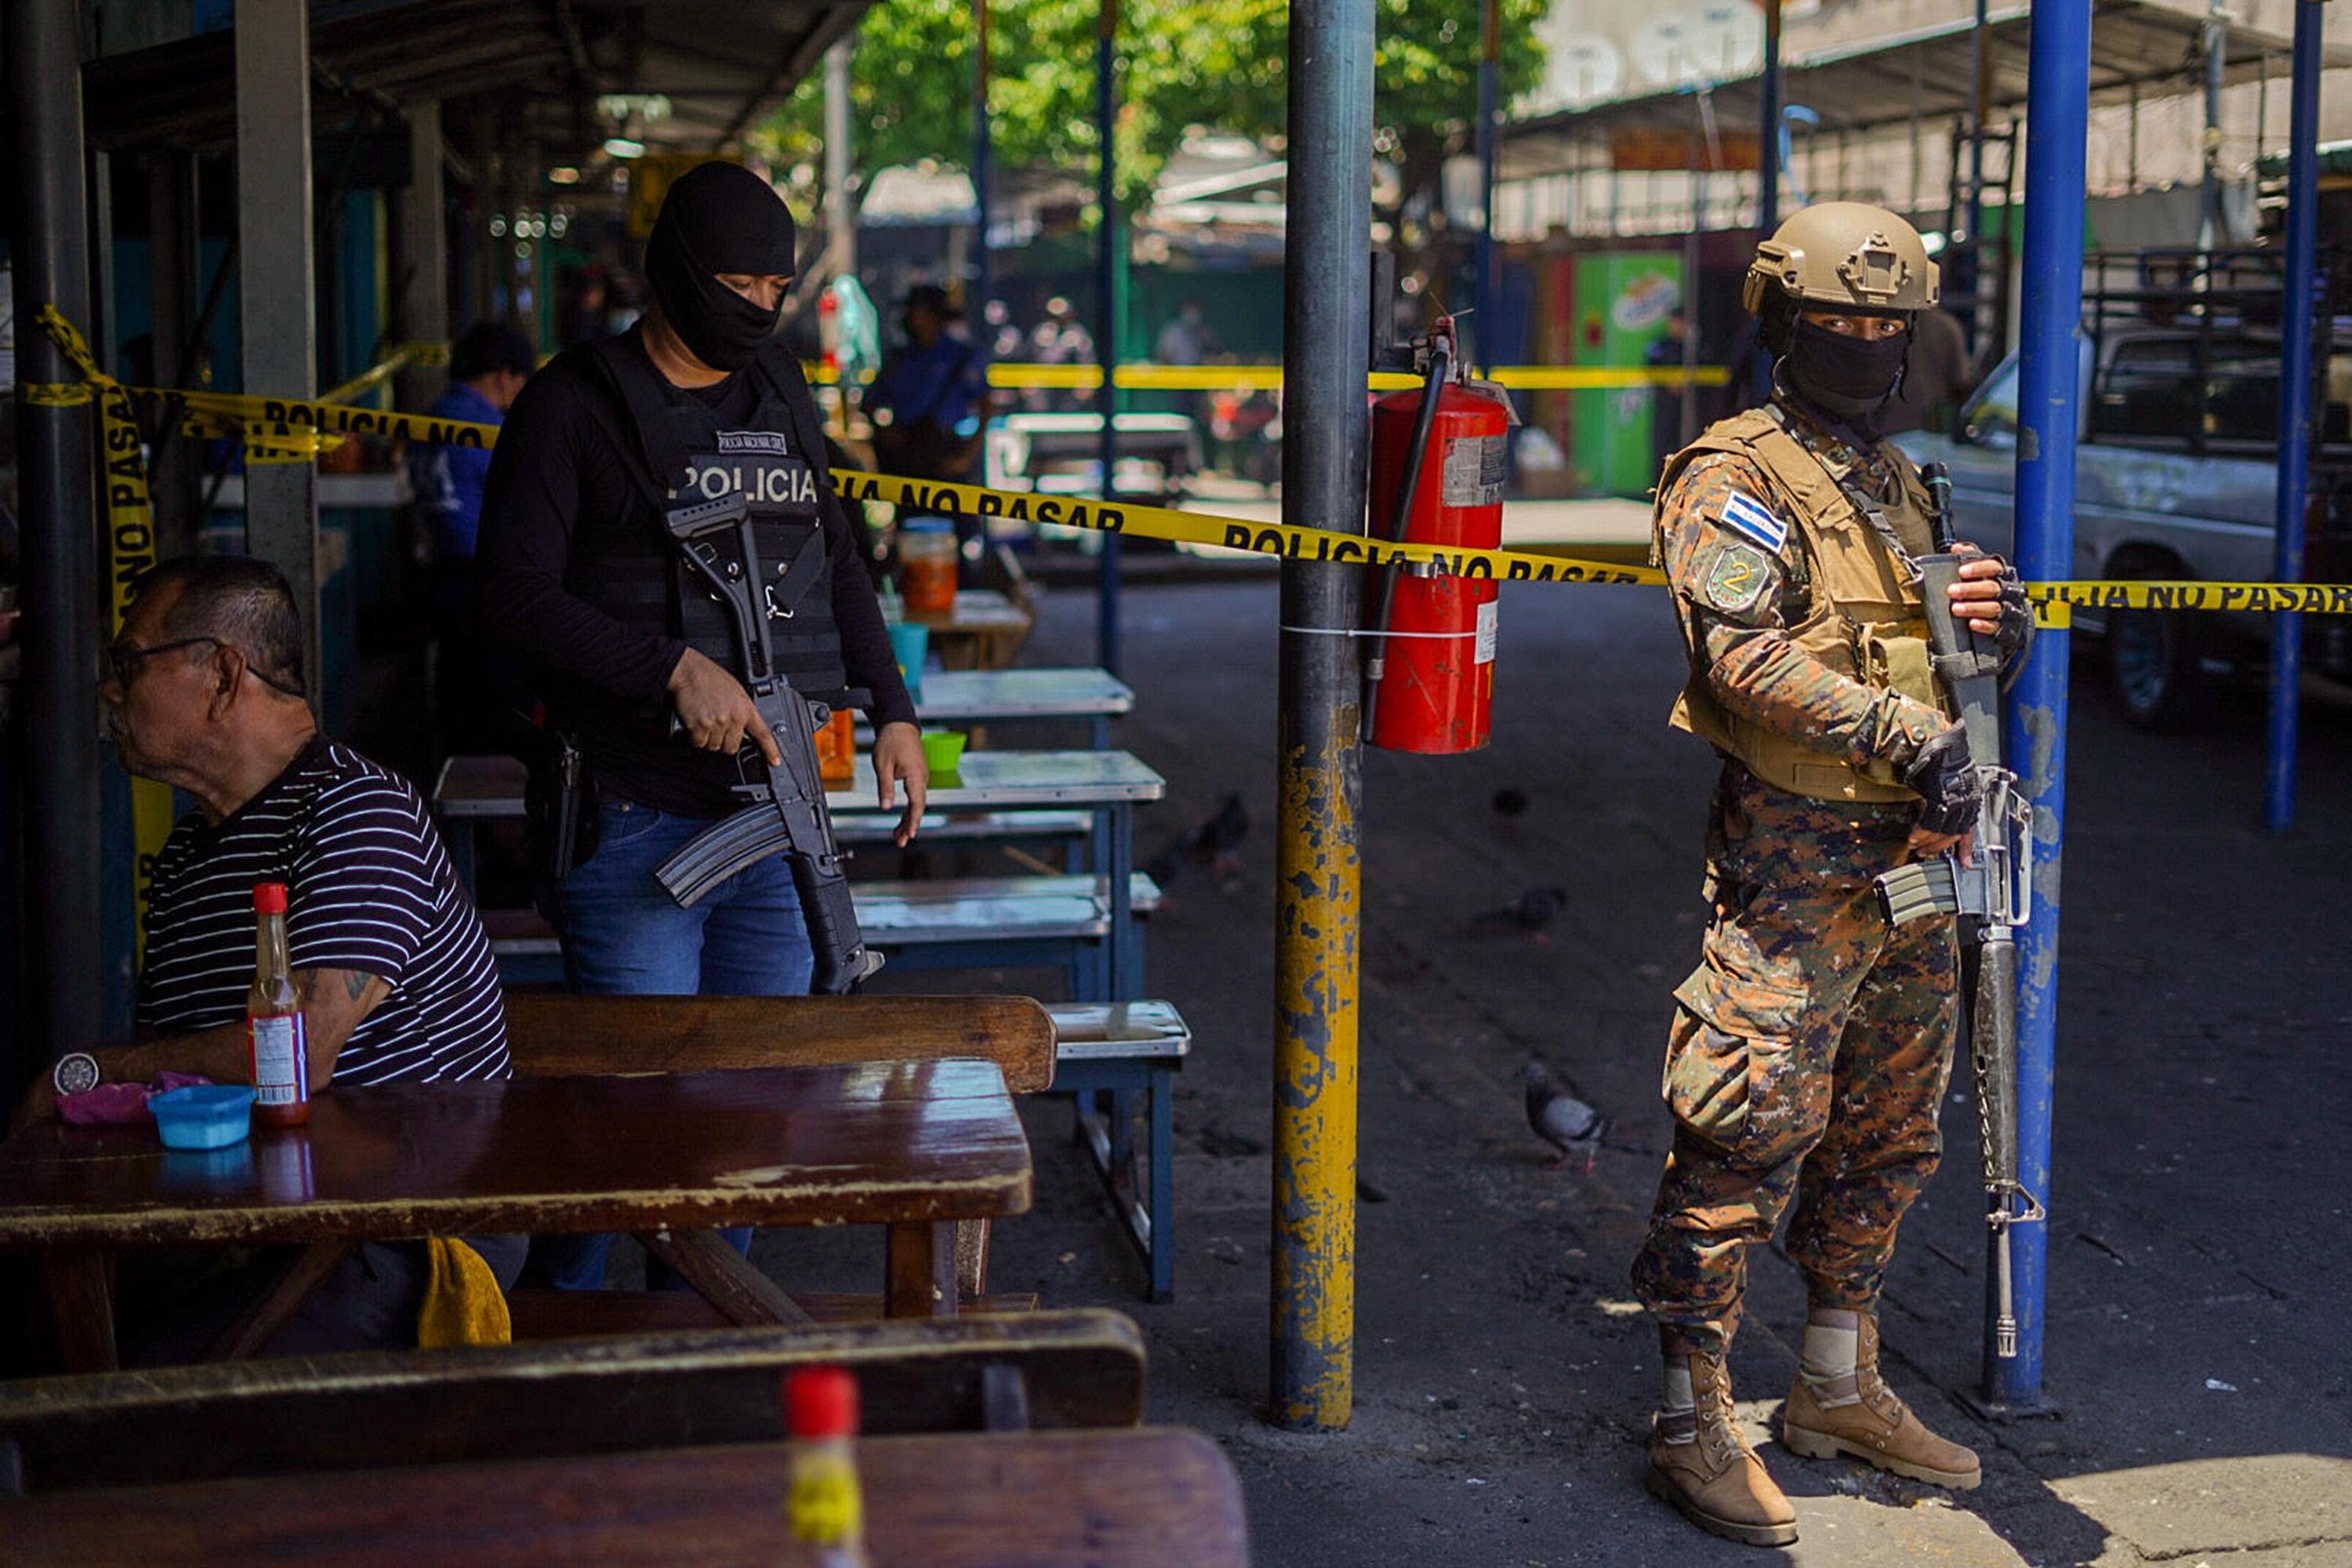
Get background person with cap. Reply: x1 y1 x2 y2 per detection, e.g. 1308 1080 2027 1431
1628 201 2034 1548
865 284 997 583
472 159 926 1292
408 321 534 752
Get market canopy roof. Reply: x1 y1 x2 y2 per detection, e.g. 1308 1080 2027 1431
82 0 872 162
1500 0 2352 182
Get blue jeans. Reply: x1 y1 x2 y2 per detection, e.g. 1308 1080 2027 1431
525 799 813 1291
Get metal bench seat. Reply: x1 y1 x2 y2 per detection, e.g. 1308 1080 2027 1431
485 875 1160 999
1046 1001 1192 1302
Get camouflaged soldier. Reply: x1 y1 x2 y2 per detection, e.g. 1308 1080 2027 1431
1630 202 2034 1548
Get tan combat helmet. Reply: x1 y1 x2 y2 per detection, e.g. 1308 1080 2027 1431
1740 201 1940 317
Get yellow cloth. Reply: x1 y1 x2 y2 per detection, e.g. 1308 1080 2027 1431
416 1237 513 1348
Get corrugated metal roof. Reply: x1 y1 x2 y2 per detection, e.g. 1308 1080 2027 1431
82 0 871 158
1500 0 2351 181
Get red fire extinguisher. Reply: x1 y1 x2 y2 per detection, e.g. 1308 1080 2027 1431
1364 318 1512 754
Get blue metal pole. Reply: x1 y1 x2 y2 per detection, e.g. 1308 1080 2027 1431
1475 0 1500 374
1990 0 2090 1409
1094 0 1123 677
1752 0 1782 402
973 0 993 313
2265 0 2322 835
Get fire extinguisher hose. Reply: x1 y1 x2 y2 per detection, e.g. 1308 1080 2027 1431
1363 331 1455 736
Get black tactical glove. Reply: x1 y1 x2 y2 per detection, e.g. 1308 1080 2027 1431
1904 725 1976 836
1966 551 2035 657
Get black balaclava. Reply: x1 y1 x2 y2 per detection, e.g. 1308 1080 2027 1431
1780 314 1911 441
644 162 799 372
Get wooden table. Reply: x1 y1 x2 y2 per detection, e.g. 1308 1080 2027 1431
0 1427 1249 1566
0 1060 1032 1372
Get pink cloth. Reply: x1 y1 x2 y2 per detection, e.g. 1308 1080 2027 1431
57 1072 213 1127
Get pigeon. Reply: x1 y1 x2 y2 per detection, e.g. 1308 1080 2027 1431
1472 885 1568 936
1520 1061 1609 1174
1185 791 1250 879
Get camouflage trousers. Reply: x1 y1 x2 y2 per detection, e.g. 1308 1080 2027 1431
1632 766 1958 1354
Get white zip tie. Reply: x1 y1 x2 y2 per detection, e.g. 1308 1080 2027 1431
1276 625 1477 640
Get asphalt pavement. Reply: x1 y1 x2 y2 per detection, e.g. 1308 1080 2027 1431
745 549 2352 1566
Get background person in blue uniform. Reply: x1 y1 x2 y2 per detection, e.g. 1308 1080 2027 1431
865 283 996 583
474 162 927 1291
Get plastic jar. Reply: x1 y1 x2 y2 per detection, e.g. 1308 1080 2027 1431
898 520 958 614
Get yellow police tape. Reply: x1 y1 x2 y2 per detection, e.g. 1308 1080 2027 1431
973 362 1732 393
831 467 1664 585
31 305 2352 619
74 324 181 948
806 362 1727 390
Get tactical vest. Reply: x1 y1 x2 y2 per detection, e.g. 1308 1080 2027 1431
573 333 850 704
1656 404 1947 804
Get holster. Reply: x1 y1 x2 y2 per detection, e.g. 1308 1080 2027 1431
524 730 601 883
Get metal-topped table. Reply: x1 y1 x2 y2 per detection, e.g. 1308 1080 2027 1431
829 752 1163 996
880 666 1134 748
432 751 1164 996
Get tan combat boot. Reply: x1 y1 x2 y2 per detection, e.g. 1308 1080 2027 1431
1780 1313 1981 1490
1645 1348 1799 1547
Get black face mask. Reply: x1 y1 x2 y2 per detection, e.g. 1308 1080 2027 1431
644 162 799 373
1784 318 1909 435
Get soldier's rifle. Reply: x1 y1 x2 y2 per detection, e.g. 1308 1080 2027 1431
1873 461 2044 1359
652 491 884 993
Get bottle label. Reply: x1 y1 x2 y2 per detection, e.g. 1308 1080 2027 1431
786 1455 863 1546
250 1014 309 1106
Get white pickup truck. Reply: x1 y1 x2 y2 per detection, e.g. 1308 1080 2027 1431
1895 321 2352 727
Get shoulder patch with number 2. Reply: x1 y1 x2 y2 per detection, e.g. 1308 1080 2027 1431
1702 542 1773 615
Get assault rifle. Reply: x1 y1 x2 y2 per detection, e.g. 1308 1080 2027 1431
1872 462 2043 1359
652 491 884 993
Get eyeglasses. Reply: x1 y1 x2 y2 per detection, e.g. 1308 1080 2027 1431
107 635 307 697
107 635 221 686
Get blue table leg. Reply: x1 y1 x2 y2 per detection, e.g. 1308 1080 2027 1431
1147 1065 1174 1301
448 818 479 895
1107 802 1133 1001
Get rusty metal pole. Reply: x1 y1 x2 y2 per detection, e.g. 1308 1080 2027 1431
1269 0 1373 1433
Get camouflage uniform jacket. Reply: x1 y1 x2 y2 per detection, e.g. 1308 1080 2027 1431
1653 399 1950 793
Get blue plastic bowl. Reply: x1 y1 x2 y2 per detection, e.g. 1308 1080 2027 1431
149 1084 256 1150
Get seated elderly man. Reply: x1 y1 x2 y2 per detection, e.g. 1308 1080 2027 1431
13 554 518 1357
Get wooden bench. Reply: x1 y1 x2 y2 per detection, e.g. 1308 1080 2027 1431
1049 1002 1192 1303
503 993 1053 1320
0 1309 1144 1497
0 1427 1249 1567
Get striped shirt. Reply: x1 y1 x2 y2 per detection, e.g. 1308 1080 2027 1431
138 739 510 1087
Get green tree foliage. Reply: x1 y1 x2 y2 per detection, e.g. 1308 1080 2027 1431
757 0 1547 222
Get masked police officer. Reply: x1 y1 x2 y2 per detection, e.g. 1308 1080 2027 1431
1632 202 2034 1546
474 162 926 1290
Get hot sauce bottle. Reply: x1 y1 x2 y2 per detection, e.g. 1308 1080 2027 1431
246 881 310 1127
782 1367 869 1567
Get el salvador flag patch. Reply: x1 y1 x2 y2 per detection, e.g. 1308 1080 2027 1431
1716 489 1788 554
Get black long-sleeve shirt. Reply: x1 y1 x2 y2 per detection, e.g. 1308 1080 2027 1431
474 336 915 817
